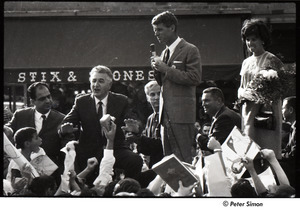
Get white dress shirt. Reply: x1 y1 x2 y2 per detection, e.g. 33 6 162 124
94 94 108 116
167 36 182 58
35 110 50 134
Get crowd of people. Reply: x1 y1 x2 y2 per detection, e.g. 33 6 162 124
3 11 296 198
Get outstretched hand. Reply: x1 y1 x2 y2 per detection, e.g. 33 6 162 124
122 119 141 134
207 137 221 151
60 122 78 134
174 180 199 197
241 156 255 172
103 121 117 149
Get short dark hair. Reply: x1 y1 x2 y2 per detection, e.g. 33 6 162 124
283 96 296 112
152 11 178 32
27 82 50 100
14 127 37 149
241 18 271 49
114 178 141 195
28 175 56 196
203 87 225 103
231 179 258 198
202 122 211 128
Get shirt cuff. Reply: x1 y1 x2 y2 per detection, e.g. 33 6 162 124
103 149 114 158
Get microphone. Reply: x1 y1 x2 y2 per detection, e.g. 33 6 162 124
150 43 156 56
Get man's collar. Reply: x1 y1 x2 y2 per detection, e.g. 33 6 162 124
291 121 296 129
35 109 50 118
168 36 181 54
93 94 109 106
212 105 225 120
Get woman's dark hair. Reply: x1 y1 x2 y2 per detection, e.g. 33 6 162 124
241 18 271 49
231 179 258 198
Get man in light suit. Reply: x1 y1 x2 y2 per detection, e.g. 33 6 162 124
6 82 66 165
60 65 143 186
151 11 202 163
201 87 241 145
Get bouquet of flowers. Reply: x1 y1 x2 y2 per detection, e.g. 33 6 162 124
247 65 296 105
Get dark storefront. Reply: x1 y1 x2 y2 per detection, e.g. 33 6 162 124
4 3 296 125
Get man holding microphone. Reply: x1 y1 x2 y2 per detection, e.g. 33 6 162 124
150 11 202 163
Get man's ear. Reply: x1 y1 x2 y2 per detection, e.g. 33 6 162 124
169 24 176 32
146 95 150 103
217 97 223 105
30 99 36 106
24 141 31 148
289 106 294 114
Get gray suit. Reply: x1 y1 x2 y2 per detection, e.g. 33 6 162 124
155 39 202 163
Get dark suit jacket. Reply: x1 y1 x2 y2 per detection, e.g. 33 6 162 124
155 39 202 124
6 107 65 163
62 91 129 160
209 105 242 145
136 112 164 168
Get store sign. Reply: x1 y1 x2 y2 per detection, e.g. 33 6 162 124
4 68 155 83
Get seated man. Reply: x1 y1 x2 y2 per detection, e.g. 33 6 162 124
201 87 241 145
280 96 296 188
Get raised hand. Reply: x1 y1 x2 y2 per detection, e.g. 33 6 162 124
87 157 99 170
60 122 77 134
207 136 221 151
260 149 276 162
122 119 141 134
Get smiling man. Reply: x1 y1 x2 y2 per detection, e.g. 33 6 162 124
60 65 143 187
150 11 202 163
201 87 241 145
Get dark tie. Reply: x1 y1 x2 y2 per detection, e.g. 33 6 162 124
41 115 46 132
97 101 103 120
163 48 170 64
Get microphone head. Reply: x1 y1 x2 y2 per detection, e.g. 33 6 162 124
150 43 156 56
150 43 156 52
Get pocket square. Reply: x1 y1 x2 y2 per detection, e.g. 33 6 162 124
173 61 183 64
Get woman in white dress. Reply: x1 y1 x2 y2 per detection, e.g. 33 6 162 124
238 19 284 159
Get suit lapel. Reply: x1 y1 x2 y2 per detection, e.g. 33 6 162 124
209 106 226 136
106 92 115 116
167 39 185 65
30 108 36 128
89 94 100 123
